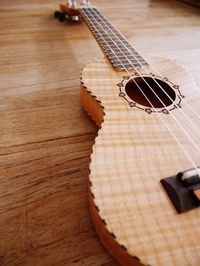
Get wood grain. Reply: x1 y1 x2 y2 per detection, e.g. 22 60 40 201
0 0 200 265
81 56 200 266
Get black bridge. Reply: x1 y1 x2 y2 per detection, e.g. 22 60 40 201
161 168 200 213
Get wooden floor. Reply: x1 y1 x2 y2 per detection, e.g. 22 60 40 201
0 0 200 265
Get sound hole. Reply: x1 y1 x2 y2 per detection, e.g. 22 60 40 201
125 77 176 108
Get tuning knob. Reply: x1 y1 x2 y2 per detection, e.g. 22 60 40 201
68 0 78 9
54 11 66 22
82 0 91 6
54 1 80 23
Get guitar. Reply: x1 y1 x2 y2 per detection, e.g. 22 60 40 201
54 1 200 265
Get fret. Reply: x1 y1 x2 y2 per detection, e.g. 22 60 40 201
92 28 122 41
109 48 146 63
106 38 130 47
80 7 149 70
105 44 126 49
114 63 140 69
112 58 147 66
117 54 144 59
106 50 144 60
112 57 146 63
112 61 142 67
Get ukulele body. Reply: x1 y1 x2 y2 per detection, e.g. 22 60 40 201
80 56 200 266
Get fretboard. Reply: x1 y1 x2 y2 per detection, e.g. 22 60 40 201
79 7 149 70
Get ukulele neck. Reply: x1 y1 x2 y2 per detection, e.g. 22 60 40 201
79 6 149 70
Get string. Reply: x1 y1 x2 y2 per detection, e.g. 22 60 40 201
93 8 200 127
80 8 200 260
80 7 200 174
81 7 200 172
90 8 200 145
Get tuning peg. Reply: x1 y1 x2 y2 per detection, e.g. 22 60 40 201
68 0 78 9
54 1 80 23
54 11 66 22
82 0 91 6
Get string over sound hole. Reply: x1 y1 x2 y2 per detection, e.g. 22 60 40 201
125 77 176 108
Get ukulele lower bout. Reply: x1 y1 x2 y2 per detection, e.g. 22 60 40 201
81 56 200 266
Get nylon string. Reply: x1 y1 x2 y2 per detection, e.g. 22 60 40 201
93 8 200 126
80 7 200 175
89 7 200 152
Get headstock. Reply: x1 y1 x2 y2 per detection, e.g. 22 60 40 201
54 0 91 22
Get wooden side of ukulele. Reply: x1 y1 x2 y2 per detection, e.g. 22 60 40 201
80 56 200 266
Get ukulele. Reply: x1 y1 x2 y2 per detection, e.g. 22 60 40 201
54 1 200 265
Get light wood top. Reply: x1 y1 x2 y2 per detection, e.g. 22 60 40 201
0 0 200 265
